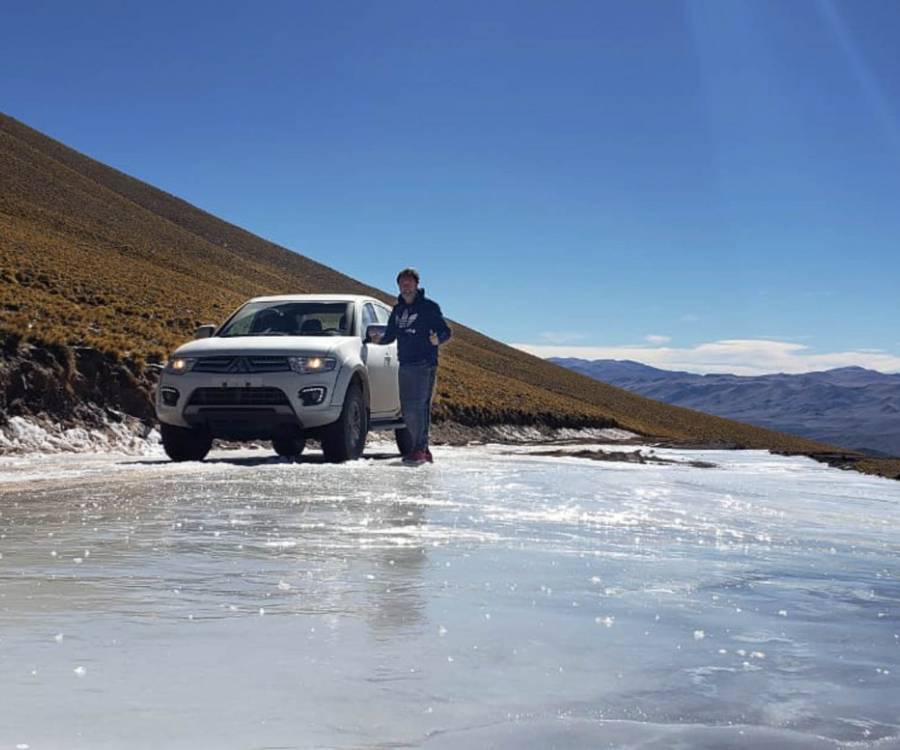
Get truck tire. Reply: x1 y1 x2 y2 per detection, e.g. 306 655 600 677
273 435 306 457
161 422 212 462
395 427 414 456
321 382 367 463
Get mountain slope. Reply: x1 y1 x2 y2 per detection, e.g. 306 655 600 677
3 112 898 478
552 358 900 459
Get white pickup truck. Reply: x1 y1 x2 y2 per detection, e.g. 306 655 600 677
155 294 412 462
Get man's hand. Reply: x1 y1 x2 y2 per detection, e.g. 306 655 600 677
371 332 382 344
429 330 439 346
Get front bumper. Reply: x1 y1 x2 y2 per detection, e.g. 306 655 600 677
155 370 343 438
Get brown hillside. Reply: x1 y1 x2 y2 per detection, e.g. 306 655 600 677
1 112 893 478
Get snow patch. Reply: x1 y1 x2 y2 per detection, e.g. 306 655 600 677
487 425 638 443
554 427 637 441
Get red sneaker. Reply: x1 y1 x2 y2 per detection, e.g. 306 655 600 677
402 450 428 466
424 448 434 463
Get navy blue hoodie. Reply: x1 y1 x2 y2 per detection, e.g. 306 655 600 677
380 288 452 366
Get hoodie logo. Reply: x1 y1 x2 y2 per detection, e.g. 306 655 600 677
398 310 418 333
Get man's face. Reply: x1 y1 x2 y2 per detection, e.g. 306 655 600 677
398 274 418 297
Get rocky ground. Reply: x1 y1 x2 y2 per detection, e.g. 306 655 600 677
0 335 155 427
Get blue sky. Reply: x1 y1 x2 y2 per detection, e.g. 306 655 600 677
3 0 899 373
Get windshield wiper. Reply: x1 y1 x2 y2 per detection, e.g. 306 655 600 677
219 331 345 338
218 332 290 337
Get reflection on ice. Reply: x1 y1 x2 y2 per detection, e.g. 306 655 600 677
1 443 899 748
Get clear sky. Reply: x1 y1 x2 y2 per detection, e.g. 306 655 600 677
3 0 899 373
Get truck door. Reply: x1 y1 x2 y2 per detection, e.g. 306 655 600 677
363 303 400 417
374 303 400 415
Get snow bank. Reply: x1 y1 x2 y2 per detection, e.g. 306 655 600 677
0 415 635 457
0 415 161 456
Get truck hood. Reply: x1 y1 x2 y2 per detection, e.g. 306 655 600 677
172 336 350 358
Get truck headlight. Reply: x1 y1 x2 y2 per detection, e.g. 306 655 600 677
165 357 197 374
288 356 337 374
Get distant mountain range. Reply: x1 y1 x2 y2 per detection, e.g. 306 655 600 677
550 359 900 458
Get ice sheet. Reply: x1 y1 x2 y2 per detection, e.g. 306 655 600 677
1 444 898 748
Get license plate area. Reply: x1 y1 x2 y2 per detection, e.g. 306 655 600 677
220 377 263 388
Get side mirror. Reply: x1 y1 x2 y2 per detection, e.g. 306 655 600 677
194 324 216 339
365 324 387 344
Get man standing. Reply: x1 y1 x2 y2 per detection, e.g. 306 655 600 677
374 268 451 465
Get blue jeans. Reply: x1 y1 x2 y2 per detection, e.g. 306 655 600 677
398 363 437 453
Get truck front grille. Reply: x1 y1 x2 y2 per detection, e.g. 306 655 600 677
192 356 291 373
187 387 290 407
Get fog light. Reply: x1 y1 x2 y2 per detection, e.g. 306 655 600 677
161 387 180 406
298 386 326 406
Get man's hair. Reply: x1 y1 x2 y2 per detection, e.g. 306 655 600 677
396 267 420 283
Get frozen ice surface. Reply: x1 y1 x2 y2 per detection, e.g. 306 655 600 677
1 443 899 749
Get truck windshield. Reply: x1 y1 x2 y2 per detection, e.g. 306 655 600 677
218 302 353 337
